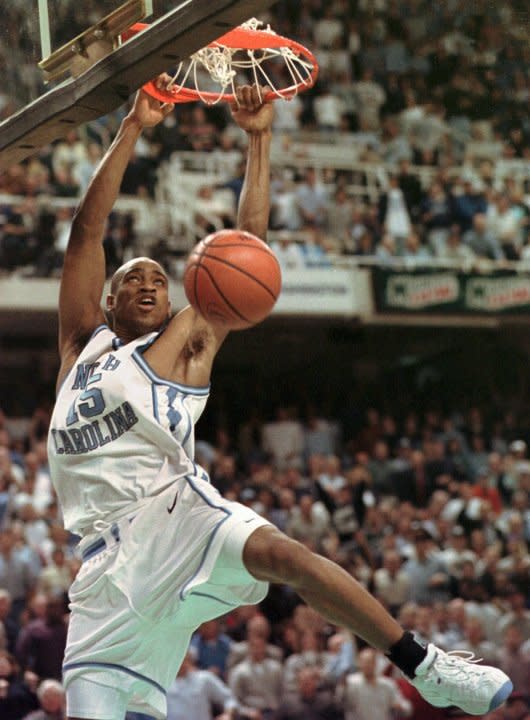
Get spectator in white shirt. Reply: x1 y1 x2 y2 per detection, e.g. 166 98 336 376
373 550 412 614
228 634 283 719
343 648 412 720
167 648 240 720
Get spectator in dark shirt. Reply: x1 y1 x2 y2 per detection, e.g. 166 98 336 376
451 178 488 233
15 593 67 682
276 665 343 720
0 590 18 654
190 619 233 680
0 649 39 720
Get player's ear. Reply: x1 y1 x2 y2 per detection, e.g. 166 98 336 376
167 301 172 318
106 294 115 312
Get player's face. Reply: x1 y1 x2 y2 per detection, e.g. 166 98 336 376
107 259 171 339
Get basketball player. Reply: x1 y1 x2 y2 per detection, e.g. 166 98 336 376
48 81 512 720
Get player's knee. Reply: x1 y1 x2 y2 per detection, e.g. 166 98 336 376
244 527 314 585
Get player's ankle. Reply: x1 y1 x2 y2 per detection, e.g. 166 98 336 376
386 631 429 679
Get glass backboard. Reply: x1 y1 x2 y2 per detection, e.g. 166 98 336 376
0 1 157 121
0 0 276 168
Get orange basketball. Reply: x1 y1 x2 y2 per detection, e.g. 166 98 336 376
183 229 282 330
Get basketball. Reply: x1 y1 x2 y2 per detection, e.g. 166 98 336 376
183 229 282 330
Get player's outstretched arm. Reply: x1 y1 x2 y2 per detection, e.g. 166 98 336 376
57 81 173 369
230 85 274 242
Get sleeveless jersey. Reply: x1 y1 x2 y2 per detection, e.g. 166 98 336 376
48 325 210 537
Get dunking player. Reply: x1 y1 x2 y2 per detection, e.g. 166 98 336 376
48 81 512 720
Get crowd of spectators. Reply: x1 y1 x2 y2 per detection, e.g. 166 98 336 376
0 396 529 719
1 3 530 718
1 1 530 274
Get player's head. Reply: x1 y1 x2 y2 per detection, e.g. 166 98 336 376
106 257 171 339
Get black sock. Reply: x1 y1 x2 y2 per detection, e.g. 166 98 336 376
387 631 428 679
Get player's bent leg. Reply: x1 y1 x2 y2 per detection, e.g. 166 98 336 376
242 524 402 651
242 525 513 716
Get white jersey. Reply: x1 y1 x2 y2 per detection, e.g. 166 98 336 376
48 324 210 538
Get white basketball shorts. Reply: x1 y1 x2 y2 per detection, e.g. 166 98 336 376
62 475 271 720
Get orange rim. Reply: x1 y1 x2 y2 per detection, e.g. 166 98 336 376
121 22 318 104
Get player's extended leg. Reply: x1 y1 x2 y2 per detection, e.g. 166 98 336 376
244 524 402 649
243 525 513 716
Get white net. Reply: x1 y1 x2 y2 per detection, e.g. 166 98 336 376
166 18 316 104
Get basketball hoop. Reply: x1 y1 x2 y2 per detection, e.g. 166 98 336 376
120 18 318 105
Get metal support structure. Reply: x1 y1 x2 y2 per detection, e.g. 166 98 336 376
37 0 52 59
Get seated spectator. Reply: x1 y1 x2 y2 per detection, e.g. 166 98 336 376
0 649 38 720
282 629 330 703
402 525 450 605
487 192 525 261
379 175 412 251
15 593 67 682
37 547 71 596
352 69 386 131
190 619 233 680
295 169 329 231
166 648 240 720
276 665 343 720
188 105 218 152
0 528 40 625
270 233 306 270
269 488 297 533
299 231 333 268
228 633 283 719
0 198 37 272
497 624 530 694
457 616 499 667
73 142 104 195
303 410 336 463
51 130 87 186
326 188 355 252
497 590 530 641
397 159 423 223
421 181 453 254
471 466 503 515
375 232 399 263
463 213 504 260
21 443 53 513
262 406 304 471
286 492 331 553
226 614 283 673
316 455 347 500
312 83 347 133
11 501 52 568
270 172 303 231
439 525 478 579
452 177 488 233
342 648 412 720
401 231 432 263
373 549 412 615
436 225 476 263
22 678 65 720
0 590 17 654
273 93 303 134
325 630 357 682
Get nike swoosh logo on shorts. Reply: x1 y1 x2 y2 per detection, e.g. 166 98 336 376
167 491 179 514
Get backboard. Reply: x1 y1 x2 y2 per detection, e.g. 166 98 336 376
0 0 277 169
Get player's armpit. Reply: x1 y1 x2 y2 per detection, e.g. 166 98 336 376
142 306 228 387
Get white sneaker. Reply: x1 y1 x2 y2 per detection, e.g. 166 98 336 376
411 644 513 716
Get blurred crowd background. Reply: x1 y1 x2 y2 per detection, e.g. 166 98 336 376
1 1 530 719
0 399 529 719
1 0 530 275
